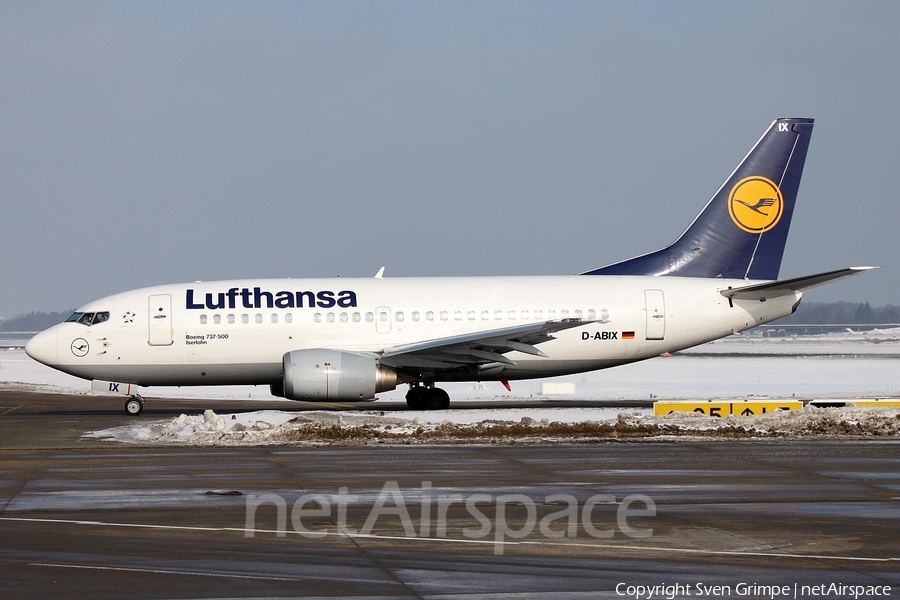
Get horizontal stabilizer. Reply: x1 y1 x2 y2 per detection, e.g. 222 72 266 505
720 267 878 301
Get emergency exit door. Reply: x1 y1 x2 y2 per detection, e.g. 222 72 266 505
375 306 392 334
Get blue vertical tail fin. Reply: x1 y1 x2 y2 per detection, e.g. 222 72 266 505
582 118 814 280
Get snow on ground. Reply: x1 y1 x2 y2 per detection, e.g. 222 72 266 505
85 406 635 444
680 327 900 356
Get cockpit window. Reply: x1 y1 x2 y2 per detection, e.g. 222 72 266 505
70 311 110 326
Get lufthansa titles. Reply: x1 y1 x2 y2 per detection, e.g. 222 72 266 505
187 287 358 311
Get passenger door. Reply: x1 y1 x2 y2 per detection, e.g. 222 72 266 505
148 294 174 346
644 289 666 340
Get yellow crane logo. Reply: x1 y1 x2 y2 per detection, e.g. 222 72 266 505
728 176 784 234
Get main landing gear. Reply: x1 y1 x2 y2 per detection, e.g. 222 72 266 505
124 395 144 416
405 384 450 411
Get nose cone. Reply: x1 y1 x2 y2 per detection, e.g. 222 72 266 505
25 327 58 367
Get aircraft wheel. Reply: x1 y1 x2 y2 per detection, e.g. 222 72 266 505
425 387 450 410
405 386 427 410
124 397 144 416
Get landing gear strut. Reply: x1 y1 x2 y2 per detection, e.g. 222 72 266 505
124 395 144 416
405 384 450 411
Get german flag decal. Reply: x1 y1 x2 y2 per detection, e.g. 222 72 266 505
622 331 635 340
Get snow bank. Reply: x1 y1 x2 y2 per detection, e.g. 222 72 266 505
86 405 900 446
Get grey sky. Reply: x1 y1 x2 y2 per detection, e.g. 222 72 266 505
1 1 897 318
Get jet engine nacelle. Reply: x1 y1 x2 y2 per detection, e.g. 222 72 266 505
282 349 398 401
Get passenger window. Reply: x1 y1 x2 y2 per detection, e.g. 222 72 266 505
534 309 543 320
601 309 609 321
379 311 388 322
241 314 249 324
271 313 278 323
426 311 434 321
547 309 556 319
494 310 503 320
454 311 462 321
481 310 489 320
200 315 208 325
467 311 476 321
395 312 404 322
507 310 516 320
353 312 361 323
340 312 348 323
411 311 420 322
366 312 374 323
560 309 569 319
521 310 529 320
313 313 322 323
574 309 583 319
214 314 222 325
440 311 449 321
255 314 263 324
327 313 335 323
587 309 596 320
285 313 293 324
227 314 235 324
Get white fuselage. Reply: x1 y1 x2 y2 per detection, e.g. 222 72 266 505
25 275 800 390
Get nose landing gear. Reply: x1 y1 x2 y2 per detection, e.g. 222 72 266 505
405 384 450 411
124 395 144 416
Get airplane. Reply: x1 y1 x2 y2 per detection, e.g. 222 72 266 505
25 118 875 415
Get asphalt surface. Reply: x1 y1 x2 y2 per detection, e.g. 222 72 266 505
0 391 898 599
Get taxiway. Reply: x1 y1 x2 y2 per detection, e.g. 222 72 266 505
0 391 898 599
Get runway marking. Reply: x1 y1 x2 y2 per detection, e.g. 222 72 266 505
31 562 303 582
4 516 899 563
0 404 22 415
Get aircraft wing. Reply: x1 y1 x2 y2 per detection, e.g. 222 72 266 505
379 320 587 369
720 267 877 301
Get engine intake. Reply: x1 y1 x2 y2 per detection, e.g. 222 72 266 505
282 349 397 401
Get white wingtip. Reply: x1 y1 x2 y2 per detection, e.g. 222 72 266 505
374 266 386 279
